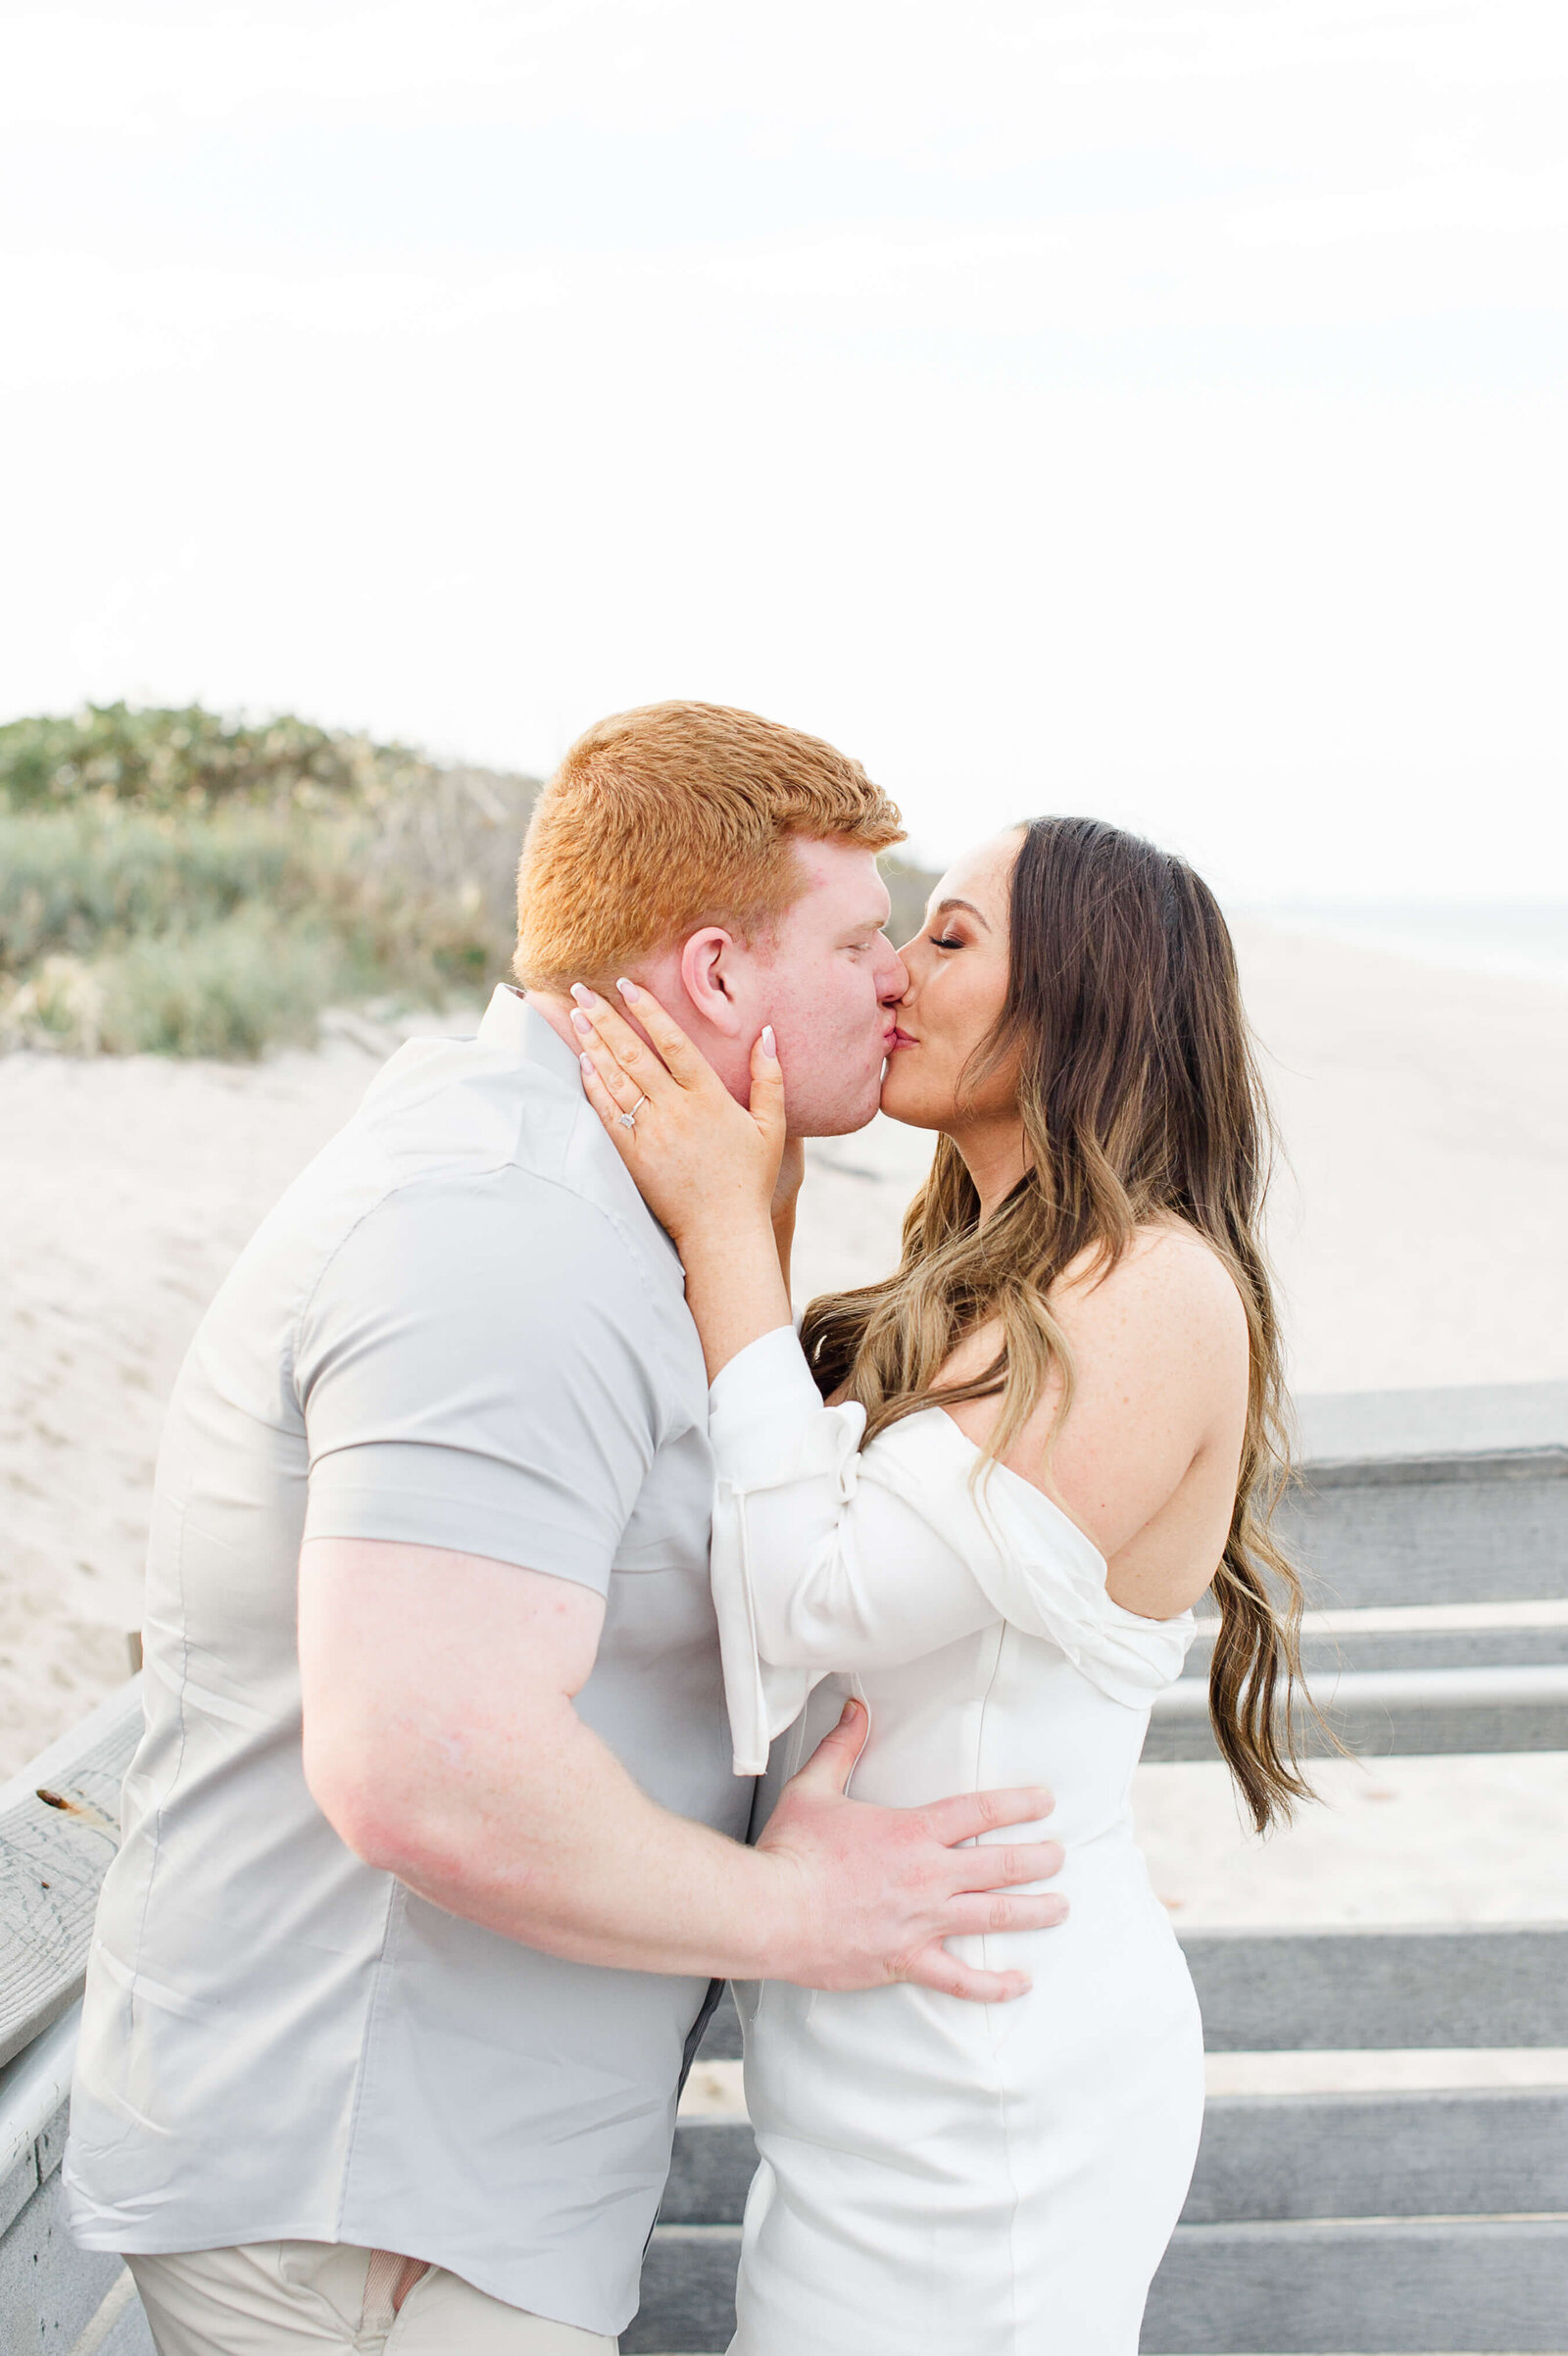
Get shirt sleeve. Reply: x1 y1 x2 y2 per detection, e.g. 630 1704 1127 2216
296 1167 668 1594
708 1327 1001 1772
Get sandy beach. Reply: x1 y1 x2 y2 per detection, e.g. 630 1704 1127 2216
3 924 1566 1963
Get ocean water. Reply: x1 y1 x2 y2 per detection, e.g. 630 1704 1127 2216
1238 901 1568 990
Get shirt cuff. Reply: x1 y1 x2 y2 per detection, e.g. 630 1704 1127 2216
708 1325 836 1488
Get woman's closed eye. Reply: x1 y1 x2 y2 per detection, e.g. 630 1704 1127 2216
931 934 964 952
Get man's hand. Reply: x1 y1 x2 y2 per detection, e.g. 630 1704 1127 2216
757 1701 1066 2003
302 1542 1064 2003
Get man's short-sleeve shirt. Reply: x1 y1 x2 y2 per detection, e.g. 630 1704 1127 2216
64 989 751 2336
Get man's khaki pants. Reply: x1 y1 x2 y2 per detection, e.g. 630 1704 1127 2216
126 2241 618 2354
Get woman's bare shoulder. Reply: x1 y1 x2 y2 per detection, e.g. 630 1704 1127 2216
1055 1220 1248 1348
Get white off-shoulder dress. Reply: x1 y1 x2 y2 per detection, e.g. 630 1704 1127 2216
709 1328 1205 2356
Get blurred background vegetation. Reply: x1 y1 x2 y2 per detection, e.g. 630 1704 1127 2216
0 705 936 1060
0 704 542 1057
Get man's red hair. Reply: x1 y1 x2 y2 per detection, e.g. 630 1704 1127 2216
513 701 904 993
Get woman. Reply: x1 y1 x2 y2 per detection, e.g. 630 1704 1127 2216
572 815 1310 2355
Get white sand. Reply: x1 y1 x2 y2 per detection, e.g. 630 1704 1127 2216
3 933 1566 1959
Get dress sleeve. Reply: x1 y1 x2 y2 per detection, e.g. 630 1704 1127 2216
709 1326 1198 1777
708 1327 1001 1774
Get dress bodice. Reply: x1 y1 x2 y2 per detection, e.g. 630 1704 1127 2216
709 1327 1195 1784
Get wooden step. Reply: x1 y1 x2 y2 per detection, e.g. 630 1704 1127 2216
662 2087 1568 2230
1183 2087 1568 2222
1182 1619 1568 1677
627 2216 1568 2353
1143 2215 1568 2354
1147 1660 1568 1758
1282 1376 1568 1614
625 2225 739 2356
695 1925 1568 2067
1183 1923 1568 2050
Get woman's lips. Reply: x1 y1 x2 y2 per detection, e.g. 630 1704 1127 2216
887 1028 917 1051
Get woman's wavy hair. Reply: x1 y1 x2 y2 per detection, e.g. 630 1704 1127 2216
799 815 1314 1833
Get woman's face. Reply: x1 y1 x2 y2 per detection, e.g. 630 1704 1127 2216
880 828 1023 1133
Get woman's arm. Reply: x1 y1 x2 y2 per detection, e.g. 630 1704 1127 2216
711 1327 1001 1675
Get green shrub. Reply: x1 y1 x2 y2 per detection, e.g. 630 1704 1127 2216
0 703 541 1059
0 703 427 815
0 809 313 968
98 909 349 1058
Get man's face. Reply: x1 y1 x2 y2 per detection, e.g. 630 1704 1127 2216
750 840 908 1137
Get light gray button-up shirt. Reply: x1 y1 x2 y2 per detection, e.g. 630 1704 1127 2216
65 988 751 2337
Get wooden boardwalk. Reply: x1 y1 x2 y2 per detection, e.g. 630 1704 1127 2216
2 1380 1564 2354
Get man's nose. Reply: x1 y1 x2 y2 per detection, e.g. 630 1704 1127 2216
877 937 909 1004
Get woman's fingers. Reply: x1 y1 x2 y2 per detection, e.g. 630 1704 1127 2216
612 977 710 1087
748 1023 787 1159
578 1052 642 1164
569 986 675 1102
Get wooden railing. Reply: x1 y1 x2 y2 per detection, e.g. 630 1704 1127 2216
0 1683 149 2355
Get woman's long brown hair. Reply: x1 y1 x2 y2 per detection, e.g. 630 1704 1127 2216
800 815 1313 1833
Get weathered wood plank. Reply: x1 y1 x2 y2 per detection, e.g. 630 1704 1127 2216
662 2087 1568 2231
0 2002 84 2184
1185 2088 1568 2221
1277 1456 1568 1611
0 2147 35 2242
695 1988 742 2064
1147 1662 1568 1759
95 2271 158 2356
1183 1621 1568 1677
1295 1382 1568 1467
1142 2216 1568 2353
1184 1925 1568 2051
696 1928 1568 2062
629 2218 1568 2353
625 2225 739 2355
0 2168 128 2356
0 1681 141 2070
661 2121 754 2224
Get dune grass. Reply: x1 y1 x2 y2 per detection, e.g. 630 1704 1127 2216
0 706 539 1059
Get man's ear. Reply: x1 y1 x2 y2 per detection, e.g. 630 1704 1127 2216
678 927 746 1036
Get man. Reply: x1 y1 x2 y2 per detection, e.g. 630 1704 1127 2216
66 703 1065 2353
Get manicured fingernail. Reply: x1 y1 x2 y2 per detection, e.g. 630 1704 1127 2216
570 1008 592 1037
580 1053 594 1074
570 983 594 1006
761 1024 776 1057
616 976 640 1002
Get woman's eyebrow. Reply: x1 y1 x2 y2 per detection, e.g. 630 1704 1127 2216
930 896 991 930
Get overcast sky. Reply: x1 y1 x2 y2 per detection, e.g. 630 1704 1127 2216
2 0 1564 896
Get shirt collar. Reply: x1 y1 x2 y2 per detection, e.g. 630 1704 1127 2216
478 983 581 1084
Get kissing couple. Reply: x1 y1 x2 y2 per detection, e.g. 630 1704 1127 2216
66 702 1307 2354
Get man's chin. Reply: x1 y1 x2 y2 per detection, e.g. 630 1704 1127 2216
791 1080 884 1139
